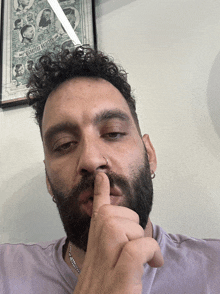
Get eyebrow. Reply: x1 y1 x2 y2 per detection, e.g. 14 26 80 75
43 122 78 145
43 109 131 144
93 109 131 125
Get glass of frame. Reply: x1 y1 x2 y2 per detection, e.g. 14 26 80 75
0 0 97 108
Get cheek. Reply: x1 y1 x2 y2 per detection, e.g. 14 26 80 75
110 138 145 176
45 156 78 193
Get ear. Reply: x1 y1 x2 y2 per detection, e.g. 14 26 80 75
142 134 157 174
46 174 54 197
44 160 53 198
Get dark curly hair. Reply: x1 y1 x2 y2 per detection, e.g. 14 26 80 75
27 46 140 132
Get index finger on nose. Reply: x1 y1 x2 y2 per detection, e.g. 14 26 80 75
92 172 110 216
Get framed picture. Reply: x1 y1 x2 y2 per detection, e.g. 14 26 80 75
0 0 97 108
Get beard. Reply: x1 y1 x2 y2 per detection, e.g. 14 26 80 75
47 149 153 252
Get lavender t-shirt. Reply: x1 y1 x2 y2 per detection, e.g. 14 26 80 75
0 225 219 293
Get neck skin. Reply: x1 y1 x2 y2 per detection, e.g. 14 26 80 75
64 218 153 275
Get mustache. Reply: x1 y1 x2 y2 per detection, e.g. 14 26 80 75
61 172 131 202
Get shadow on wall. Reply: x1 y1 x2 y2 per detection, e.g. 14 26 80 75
207 51 220 138
0 170 65 244
95 0 137 16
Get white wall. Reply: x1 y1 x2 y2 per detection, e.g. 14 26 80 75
1 0 220 244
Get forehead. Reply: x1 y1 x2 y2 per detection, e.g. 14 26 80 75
42 77 133 135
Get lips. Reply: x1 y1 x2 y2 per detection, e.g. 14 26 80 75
79 189 94 205
79 186 123 217
79 186 122 203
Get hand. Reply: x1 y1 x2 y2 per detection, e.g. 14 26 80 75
73 172 163 294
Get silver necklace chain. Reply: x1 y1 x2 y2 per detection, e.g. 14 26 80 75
68 242 81 274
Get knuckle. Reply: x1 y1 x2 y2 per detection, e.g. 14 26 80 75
133 211 140 223
98 204 112 219
105 216 120 230
138 225 145 235
95 205 119 231
98 204 116 219
101 215 120 236
123 241 137 258
146 237 160 250
99 203 110 213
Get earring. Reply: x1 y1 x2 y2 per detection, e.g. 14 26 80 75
52 196 57 203
151 171 156 179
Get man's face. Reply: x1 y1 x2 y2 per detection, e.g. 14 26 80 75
43 11 51 21
27 61 33 71
42 77 156 250
15 65 24 76
15 21 22 29
19 0 29 6
67 13 76 28
62 40 75 52
27 12 33 21
23 27 34 39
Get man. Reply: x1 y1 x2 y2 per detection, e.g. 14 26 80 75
16 0 30 12
26 60 34 71
26 11 35 25
14 64 24 77
64 7 77 27
0 46 219 293
21 25 35 45
60 8 79 34
39 9 52 29
14 19 22 30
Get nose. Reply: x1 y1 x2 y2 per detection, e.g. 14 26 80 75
76 138 109 176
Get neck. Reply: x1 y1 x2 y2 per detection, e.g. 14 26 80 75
144 218 153 237
64 218 153 274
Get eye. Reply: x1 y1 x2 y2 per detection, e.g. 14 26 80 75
104 132 126 140
53 140 77 154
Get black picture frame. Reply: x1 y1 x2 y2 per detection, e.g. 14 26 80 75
0 0 97 109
